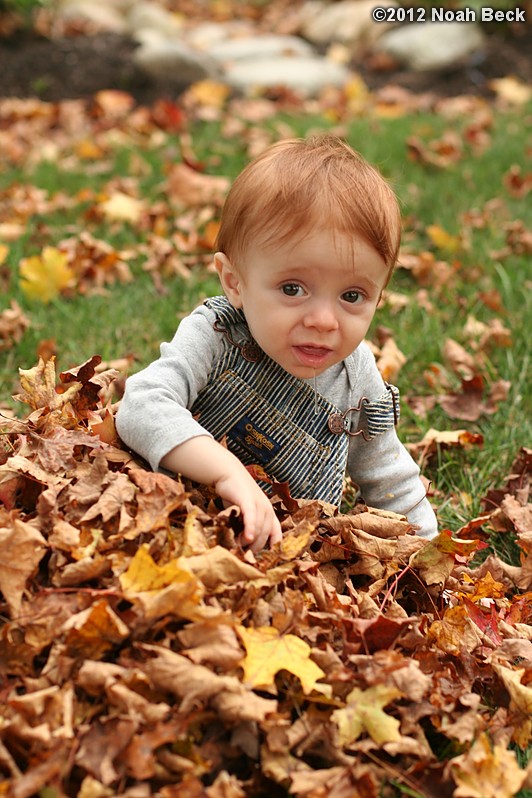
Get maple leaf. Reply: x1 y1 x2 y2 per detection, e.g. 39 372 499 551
236 625 330 696
19 245 74 303
0 300 30 351
450 733 528 798
332 684 402 746
140 643 277 722
463 598 502 646
428 605 484 655
14 357 82 411
493 663 532 716
426 223 462 253
98 191 145 223
165 162 230 207
119 545 205 622
0 509 48 617
62 599 130 659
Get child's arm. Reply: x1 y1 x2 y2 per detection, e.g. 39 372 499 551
160 436 282 552
345 344 438 539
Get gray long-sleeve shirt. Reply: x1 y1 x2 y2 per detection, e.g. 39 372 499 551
115 302 438 538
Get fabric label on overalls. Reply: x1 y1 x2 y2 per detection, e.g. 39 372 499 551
228 416 282 464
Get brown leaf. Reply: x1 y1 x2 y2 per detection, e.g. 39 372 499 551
0 300 30 351
0 509 47 617
139 644 277 722
165 162 230 207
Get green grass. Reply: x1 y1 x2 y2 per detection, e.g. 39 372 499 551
1 102 530 540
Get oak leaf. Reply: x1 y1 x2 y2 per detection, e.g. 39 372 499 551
332 684 402 746
236 625 330 696
19 245 74 302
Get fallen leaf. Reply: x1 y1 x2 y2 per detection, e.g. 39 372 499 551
332 684 402 746
237 625 330 696
98 191 145 223
0 509 48 616
19 245 74 303
450 732 528 798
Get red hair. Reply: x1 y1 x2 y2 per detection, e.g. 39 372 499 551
215 134 401 279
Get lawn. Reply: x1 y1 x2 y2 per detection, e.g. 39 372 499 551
1 91 530 535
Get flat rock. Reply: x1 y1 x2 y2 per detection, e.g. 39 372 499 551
224 56 350 95
375 21 485 71
299 0 397 51
210 34 314 63
133 40 221 84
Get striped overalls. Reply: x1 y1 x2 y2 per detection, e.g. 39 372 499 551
191 297 400 506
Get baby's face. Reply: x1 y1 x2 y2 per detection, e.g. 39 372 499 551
218 229 389 379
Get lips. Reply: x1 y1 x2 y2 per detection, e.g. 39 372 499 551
293 344 333 368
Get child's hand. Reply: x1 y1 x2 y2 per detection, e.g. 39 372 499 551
160 437 282 553
214 470 283 553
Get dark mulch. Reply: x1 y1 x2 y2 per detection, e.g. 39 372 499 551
0 25 531 105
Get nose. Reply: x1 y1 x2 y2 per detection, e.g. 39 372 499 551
302 301 339 332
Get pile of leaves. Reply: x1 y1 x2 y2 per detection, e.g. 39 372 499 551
0 355 531 798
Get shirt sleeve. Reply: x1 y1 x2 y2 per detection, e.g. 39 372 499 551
115 306 220 472
346 345 438 539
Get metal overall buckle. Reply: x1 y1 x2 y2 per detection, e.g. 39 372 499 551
327 383 399 442
213 319 263 363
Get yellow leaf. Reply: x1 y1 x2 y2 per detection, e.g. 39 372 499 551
119 545 206 622
19 246 74 303
332 684 402 746
99 191 145 223
187 79 231 108
62 599 130 659
493 664 532 715
426 224 461 253
489 76 532 106
450 733 528 798
237 625 330 696
119 544 195 594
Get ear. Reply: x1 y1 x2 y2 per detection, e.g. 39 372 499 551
214 252 244 308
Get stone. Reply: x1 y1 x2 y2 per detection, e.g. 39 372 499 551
133 40 222 85
299 0 397 52
184 21 256 51
210 34 314 63
55 0 129 33
374 22 485 71
127 1 184 39
224 56 350 95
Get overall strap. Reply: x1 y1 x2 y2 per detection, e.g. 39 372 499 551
204 296 246 329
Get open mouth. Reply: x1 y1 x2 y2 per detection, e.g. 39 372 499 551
293 345 333 368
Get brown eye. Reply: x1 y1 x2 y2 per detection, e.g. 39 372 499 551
281 284 303 297
342 290 362 304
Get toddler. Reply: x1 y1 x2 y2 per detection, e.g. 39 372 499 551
116 135 438 551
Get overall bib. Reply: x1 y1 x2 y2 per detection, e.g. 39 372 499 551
191 297 399 506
